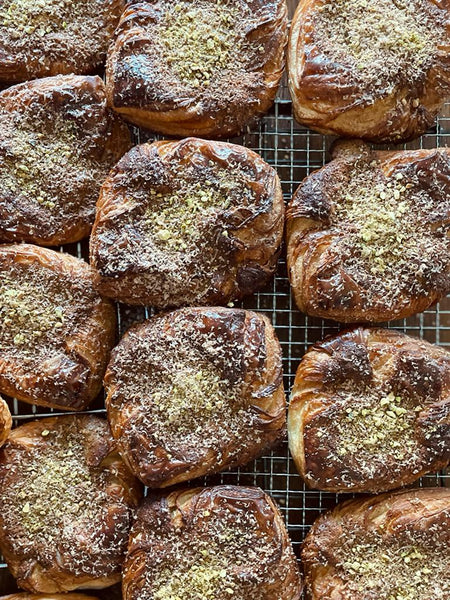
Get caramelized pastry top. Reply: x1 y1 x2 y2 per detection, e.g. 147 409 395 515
0 396 11 448
106 0 288 136
105 307 286 487
310 0 445 96
288 327 450 493
286 141 450 322
0 0 125 81
302 488 450 600
0 75 130 246
0 244 116 410
90 138 284 307
123 486 302 600
288 0 450 142
0 416 141 593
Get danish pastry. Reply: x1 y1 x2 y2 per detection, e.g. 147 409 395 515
105 0 288 137
288 0 450 143
90 138 284 308
105 307 286 487
0 396 11 447
0 0 125 82
302 487 450 600
123 486 302 600
286 141 450 323
288 327 450 493
0 75 131 246
0 244 116 411
0 415 142 594
1 595 100 599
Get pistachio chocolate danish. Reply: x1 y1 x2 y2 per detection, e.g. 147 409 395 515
0 415 142 593
105 307 286 487
90 138 284 308
286 141 450 323
288 327 450 493
123 486 302 600
0 244 116 411
288 0 450 143
302 488 450 600
0 0 125 82
0 75 130 246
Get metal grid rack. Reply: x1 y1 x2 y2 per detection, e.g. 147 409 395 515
1 3 449 596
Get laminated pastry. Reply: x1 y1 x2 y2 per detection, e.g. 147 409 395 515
286 141 450 323
90 138 284 308
0 75 131 246
122 486 303 600
0 415 142 593
302 488 450 600
288 0 450 143
288 327 450 493
0 396 11 447
104 307 286 487
0 0 125 82
0 244 116 411
105 0 288 137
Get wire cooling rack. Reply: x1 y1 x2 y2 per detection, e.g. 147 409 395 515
1 2 449 597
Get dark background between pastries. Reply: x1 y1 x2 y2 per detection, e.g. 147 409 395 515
1 0 449 596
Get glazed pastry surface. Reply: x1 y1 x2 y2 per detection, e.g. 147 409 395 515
123 486 302 600
105 307 286 487
0 416 142 593
90 138 284 308
289 327 450 493
288 0 450 142
286 141 450 322
302 488 450 600
106 0 288 137
0 0 125 82
0 244 116 410
0 75 131 246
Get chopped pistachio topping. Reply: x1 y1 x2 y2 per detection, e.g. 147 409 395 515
336 535 448 599
141 506 279 599
1 422 130 579
161 2 243 88
145 181 232 251
150 366 233 435
1 0 74 36
336 172 420 274
334 391 418 461
143 164 253 252
119 320 253 456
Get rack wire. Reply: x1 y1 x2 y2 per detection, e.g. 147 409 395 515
1 2 449 596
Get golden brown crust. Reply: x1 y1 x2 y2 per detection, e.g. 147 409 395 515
0 0 125 82
0 75 131 247
0 244 116 411
0 396 11 448
123 485 302 600
90 138 284 308
288 0 450 143
1 595 100 599
0 415 142 594
302 487 450 600
105 307 286 487
288 327 450 493
105 0 288 137
286 141 450 323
